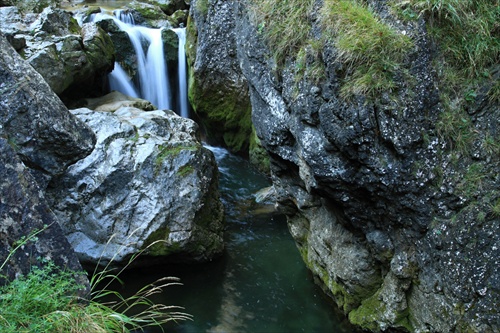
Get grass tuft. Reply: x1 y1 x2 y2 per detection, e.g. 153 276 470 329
249 0 315 65
0 230 191 333
407 0 500 78
320 0 413 99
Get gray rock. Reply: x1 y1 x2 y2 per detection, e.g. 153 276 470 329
145 0 188 16
47 93 224 266
187 0 253 154
0 30 95 184
0 139 89 293
0 31 90 292
0 7 114 96
125 0 169 28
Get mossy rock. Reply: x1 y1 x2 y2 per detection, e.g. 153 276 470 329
249 127 270 174
188 70 253 154
126 0 168 27
143 0 188 16
161 28 178 64
167 9 189 27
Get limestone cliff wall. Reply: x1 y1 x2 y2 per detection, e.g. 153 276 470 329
188 0 499 331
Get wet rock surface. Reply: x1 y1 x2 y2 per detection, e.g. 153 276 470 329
188 0 500 331
0 30 95 184
0 31 91 289
47 92 225 266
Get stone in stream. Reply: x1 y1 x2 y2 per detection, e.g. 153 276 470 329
47 92 225 267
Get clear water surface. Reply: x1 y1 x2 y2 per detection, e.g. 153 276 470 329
113 146 358 333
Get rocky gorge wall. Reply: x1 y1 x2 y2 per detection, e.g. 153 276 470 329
188 0 499 331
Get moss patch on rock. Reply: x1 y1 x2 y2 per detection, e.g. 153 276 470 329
188 74 253 154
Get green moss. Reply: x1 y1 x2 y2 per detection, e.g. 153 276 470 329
297 244 359 313
349 292 385 331
155 144 199 166
177 164 194 177
195 0 209 16
249 128 270 174
143 227 181 256
348 289 412 332
188 75 253 154
185 15 198 66
128 2 167 21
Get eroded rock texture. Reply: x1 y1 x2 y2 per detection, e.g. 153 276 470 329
188 0 499 331
0 31 92 289
0 139 88 291
0 6 114 96
0 30 95 185
47 92 225 267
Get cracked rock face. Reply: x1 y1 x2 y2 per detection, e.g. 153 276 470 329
0 31 91 290
0 30 96 184
188 0 500 331
46 93 225 266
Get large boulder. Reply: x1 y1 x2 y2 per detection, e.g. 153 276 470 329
0 6 114 96
0 30 95 186
0 31 92 290
47 92 225 266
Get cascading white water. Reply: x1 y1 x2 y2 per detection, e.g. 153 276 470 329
91 12 173 111
109 62 140 98
173 28 189 118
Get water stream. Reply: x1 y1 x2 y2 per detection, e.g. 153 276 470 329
173 27 189 118
89 11 190 114
74 5 357 331
117 147 356 333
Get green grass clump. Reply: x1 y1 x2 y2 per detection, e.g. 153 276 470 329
408 0 499 79
320 0 413 99
250 0 315 65
436 105 474 155
0 231 191 332
0 262 86 333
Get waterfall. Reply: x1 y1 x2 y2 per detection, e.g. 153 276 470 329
173 28 189 118
109 62 140 98
91 12 173 111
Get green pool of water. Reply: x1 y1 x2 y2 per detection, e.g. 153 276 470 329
113 147 357 332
